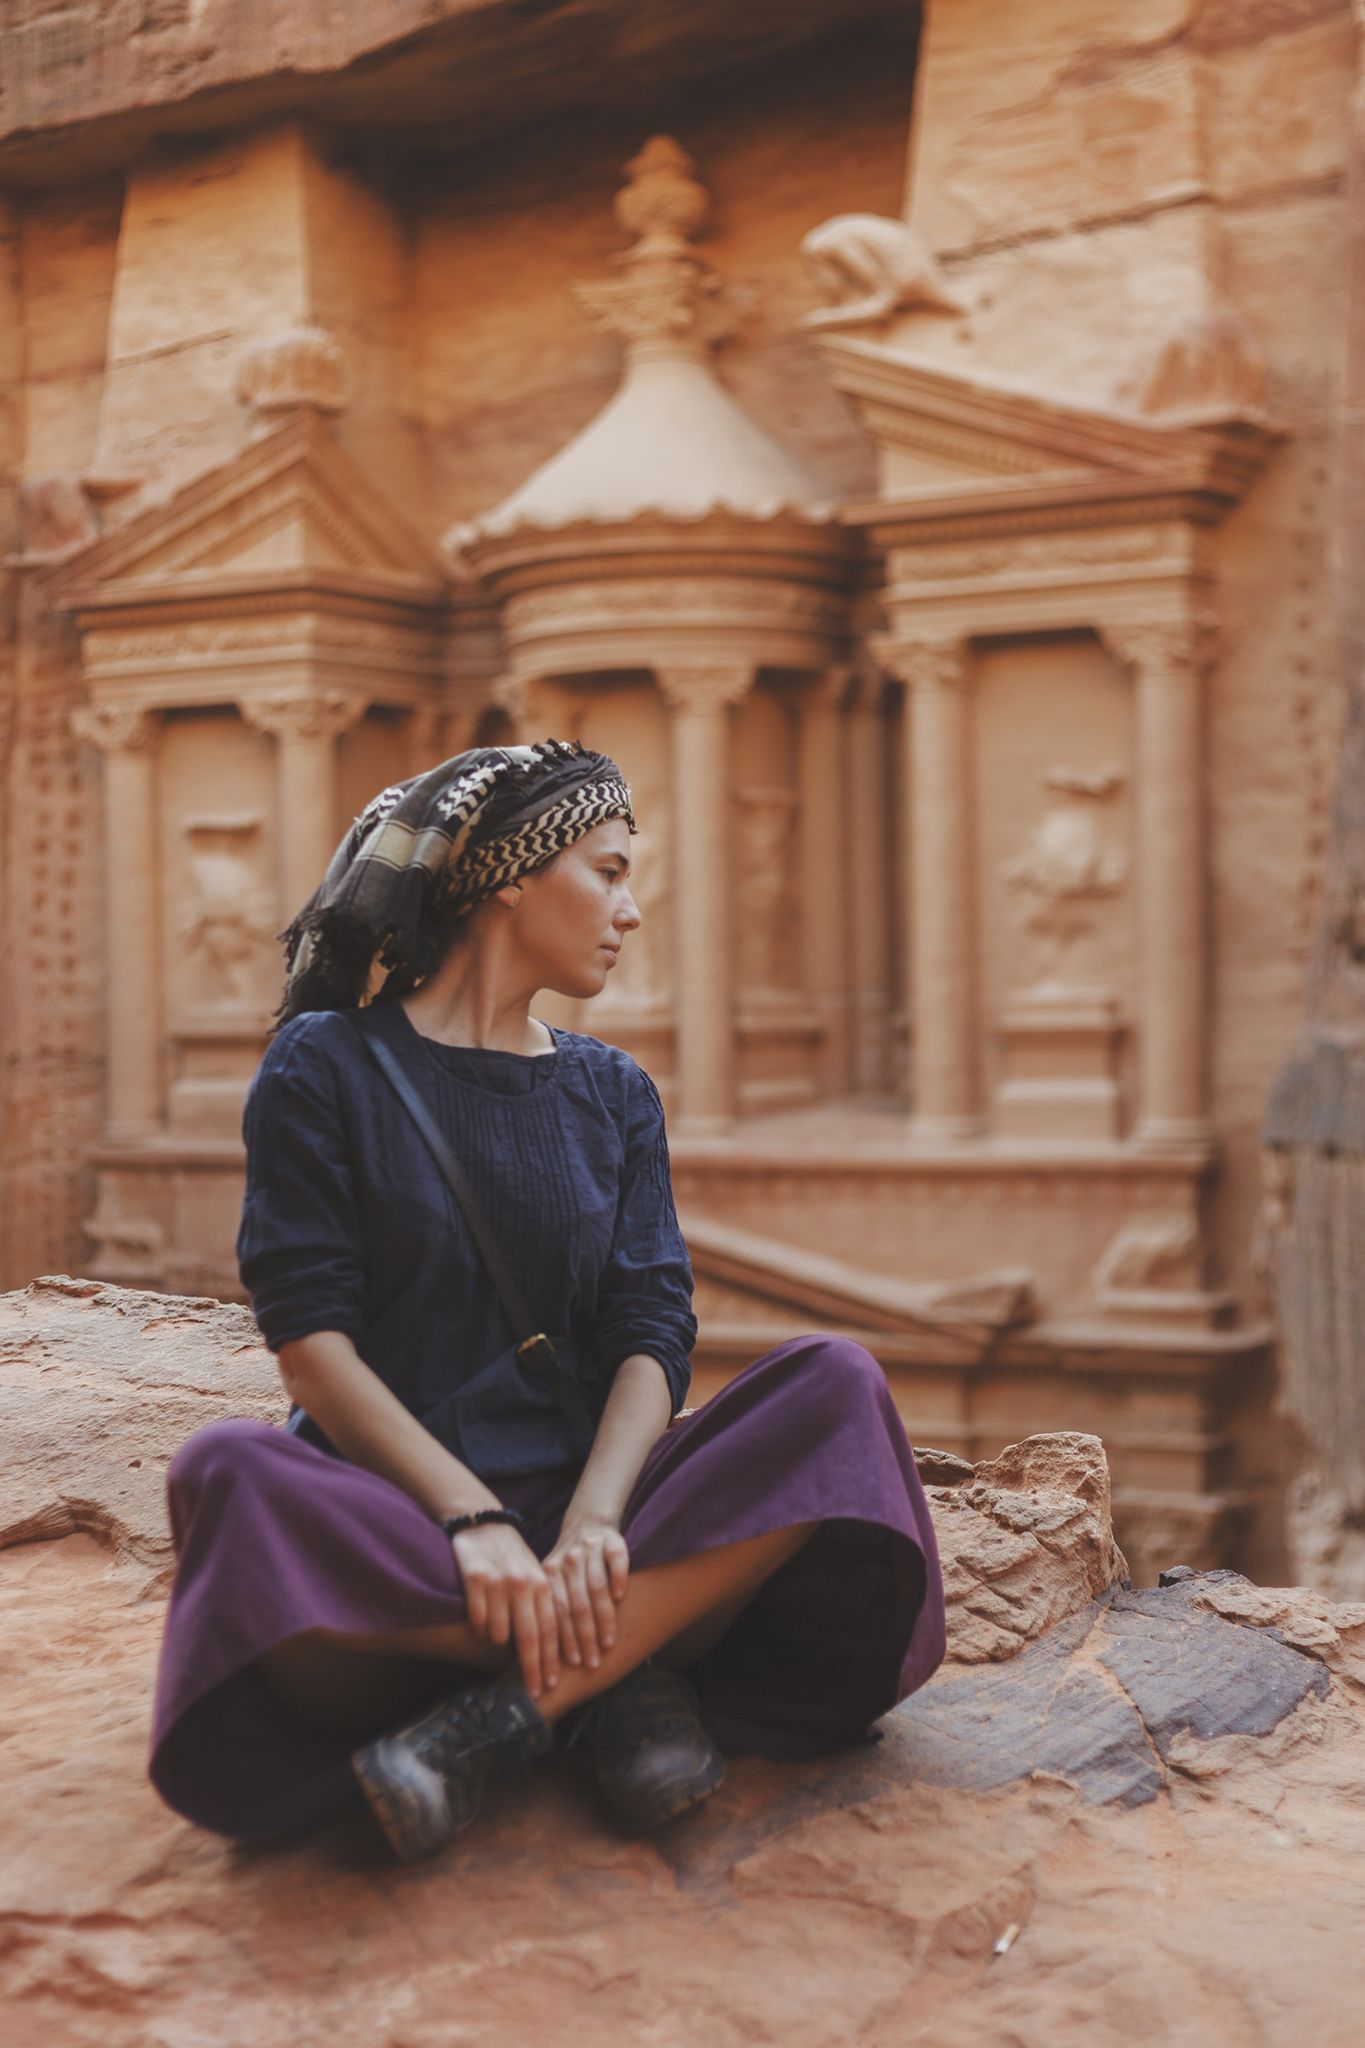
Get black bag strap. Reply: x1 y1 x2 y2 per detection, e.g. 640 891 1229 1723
350 1018 593 1446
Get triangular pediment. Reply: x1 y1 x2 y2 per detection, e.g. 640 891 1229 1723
47 412 446 603
818 335 1278 501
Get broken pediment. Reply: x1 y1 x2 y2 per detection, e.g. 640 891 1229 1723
44 411 446 610
818 333 1280 506
682 1210 1037 1363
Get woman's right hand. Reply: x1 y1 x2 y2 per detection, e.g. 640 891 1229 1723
451 1523 560 1700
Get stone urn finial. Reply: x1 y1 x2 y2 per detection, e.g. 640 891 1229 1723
614 136 710 254
236 324 349 423
574 136 715 351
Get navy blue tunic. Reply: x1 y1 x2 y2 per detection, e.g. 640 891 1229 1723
236 1001 696 1480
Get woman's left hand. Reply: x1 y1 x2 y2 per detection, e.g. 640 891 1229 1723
543 1515 630 1670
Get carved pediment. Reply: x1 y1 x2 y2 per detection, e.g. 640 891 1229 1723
681 1209 1037 1364
819 335 1279 508
46 412 445 608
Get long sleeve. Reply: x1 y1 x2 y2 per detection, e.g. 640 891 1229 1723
236 1016 369 1353
591 1063 696 1414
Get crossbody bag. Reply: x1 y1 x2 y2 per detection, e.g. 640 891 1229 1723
350 1019 595 1449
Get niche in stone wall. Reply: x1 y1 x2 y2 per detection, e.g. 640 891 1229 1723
972 633 1136 1143
159 706 280 1142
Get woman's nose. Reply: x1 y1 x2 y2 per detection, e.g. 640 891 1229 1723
617 890 642 930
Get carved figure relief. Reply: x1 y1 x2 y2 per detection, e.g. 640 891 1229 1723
179 816 276 1011
736 786 797 991
1092 1216 1202 1295
799 215 964 330
1004 767 1127 988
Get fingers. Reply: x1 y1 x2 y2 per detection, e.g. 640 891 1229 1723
549 1565 583 1667
536 1578 560 1693
564 1549 602 1668
585 1543 617 1655
605 1531 631 1604
453 1529 559 1699
511 1580 544 1699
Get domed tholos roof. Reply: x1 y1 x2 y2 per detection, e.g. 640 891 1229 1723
453 138 836 552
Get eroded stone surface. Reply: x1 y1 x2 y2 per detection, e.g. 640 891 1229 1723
3 1284 1363 2046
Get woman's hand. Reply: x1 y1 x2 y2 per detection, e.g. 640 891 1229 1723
452 1523 559 1700
544 1515 630 1670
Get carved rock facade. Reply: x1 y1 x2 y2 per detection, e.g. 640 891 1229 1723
0 4 1358 1589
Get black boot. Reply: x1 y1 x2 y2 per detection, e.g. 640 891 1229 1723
563 1660 725 1835
352 1677 551 1863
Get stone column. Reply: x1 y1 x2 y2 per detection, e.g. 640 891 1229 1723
1105 622 1214 1147
70 703 162 1141
882 637 980 1140
845 666 894 1095
405 704 444 780
242 693 366 920
797 667 853 1093
657 663 752 1133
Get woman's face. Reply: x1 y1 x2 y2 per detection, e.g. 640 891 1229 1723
514 818 641 999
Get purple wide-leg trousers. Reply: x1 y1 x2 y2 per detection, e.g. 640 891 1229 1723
149 1335 946 1840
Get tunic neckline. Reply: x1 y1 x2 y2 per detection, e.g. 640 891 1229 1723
385 1000 565 1100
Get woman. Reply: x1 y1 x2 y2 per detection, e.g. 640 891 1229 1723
150 739 946 1862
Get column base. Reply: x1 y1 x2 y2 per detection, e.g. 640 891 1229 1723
907 1113 984 1147
674 1113 735 1141
104 1118 163 1146
1131 1117 1218 1157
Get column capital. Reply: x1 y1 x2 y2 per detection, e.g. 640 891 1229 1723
871 634 968 693
240 691 367 743
656 663 753 714
70 703 157 754
1101 617 1219 681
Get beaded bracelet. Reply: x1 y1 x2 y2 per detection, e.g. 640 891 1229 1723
441 1507 528 1540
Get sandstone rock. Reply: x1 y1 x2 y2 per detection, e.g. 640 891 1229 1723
2 1283 1363 2047
929 1429 1130 1664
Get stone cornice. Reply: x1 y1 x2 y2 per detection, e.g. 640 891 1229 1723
843 467 1269 551
818 335 1283 505
70 570 449 636
460 509 858 598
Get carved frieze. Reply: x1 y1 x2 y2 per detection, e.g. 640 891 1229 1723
83 616 444 669
503 577 843 639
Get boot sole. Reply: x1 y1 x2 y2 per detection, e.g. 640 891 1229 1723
606 1748 727 1836
351 1740 462 1864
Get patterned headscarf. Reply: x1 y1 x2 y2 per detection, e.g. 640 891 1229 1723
277 739 635 1023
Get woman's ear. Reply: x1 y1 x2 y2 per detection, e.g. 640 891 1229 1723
493 881 523 910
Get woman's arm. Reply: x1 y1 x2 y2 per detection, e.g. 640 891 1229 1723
544 1351 672 1667
281 1331 562 1696
279 1329 502 1523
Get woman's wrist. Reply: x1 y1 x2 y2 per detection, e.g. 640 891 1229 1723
559 1494 624 1535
